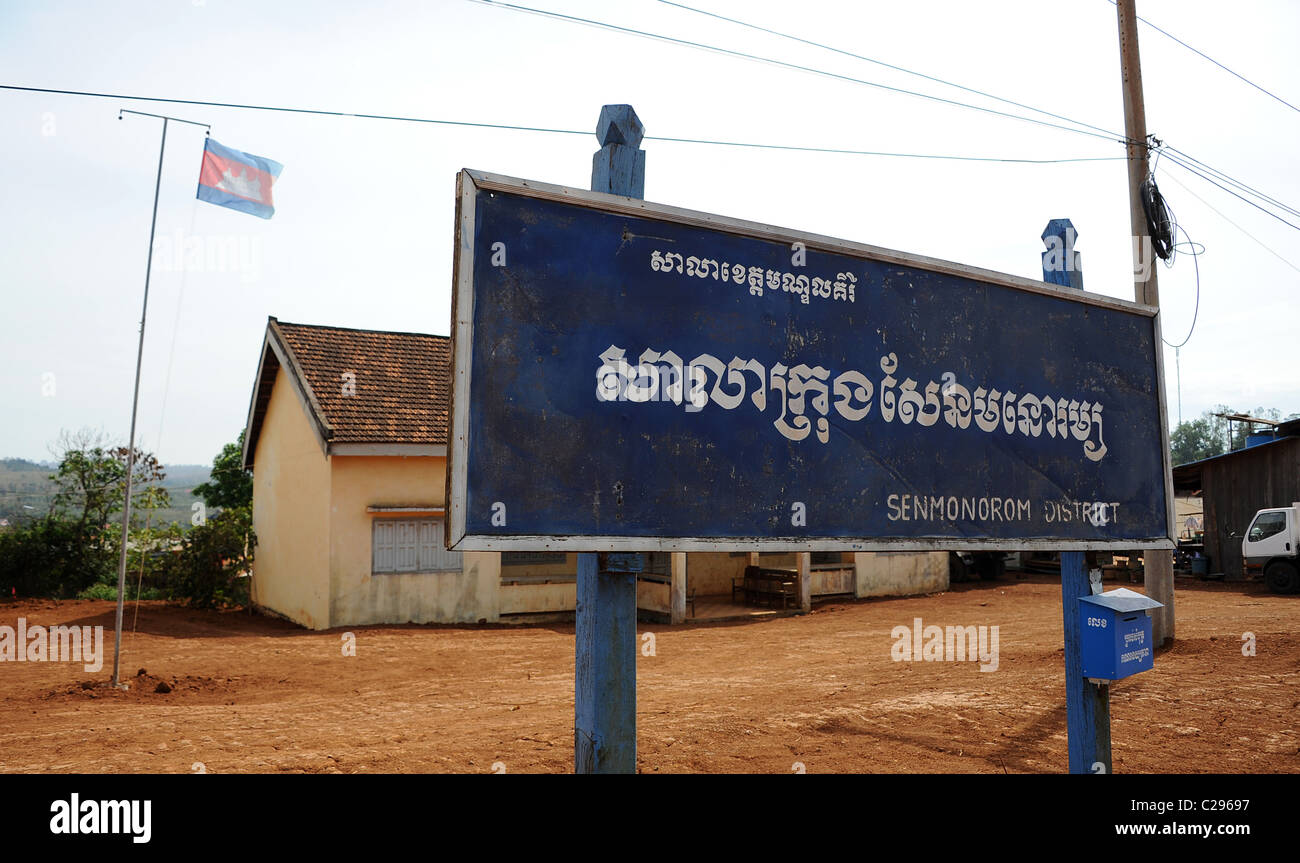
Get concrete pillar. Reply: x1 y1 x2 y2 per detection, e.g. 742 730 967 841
853 552 867 598
798 552 812 612
670 552 687 623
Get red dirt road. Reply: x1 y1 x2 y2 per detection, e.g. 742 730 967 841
0 575 1296 773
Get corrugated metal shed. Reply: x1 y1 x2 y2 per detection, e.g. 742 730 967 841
1172 434 1300 576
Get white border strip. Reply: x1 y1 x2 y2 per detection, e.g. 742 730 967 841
452 536 1175 552
446 171 476 551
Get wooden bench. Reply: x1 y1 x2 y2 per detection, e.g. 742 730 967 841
734 566 798 609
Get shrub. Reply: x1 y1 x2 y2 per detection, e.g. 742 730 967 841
0 516 113 598
170 506 256 609
0 503 255 609
75 581 169 601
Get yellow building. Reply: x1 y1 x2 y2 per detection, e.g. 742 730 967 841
242 318 947 630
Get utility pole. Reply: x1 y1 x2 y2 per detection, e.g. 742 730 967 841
1117 0 1174 646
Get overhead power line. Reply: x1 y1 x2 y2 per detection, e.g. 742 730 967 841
1157 166 1300 275
1 83 592 136
657 0 1126 142
6 84 1292 237
1164 145 1300 220
644 132 1121 163
0 84 1122 165
464 0 1123 145
1160 220 1201 350
1160 150 1300 232
1106 0 1299 114
468 1 1299 233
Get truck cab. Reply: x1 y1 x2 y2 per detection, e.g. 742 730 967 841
1241 503 1300 594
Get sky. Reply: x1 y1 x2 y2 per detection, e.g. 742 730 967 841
1 0 1297 465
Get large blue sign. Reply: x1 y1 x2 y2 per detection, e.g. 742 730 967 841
446 171 1175 552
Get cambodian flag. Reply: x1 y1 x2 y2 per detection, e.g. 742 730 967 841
196 138 283 219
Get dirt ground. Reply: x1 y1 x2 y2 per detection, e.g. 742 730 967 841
0 574 1296 773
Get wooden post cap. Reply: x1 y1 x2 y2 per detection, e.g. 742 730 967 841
1041 217 1078 248
596 104 644 149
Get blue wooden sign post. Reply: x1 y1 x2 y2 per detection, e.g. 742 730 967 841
446 130 1175 776
574 105 645 774
1043 219 1112 774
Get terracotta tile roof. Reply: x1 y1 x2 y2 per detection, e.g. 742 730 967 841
276 318 451 443
244 318 450 463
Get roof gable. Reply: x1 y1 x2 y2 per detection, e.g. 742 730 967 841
243 317 451 467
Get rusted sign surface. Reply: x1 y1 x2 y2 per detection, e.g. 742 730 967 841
447 170 1175 552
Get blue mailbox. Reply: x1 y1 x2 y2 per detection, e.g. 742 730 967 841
1078 587 1164 681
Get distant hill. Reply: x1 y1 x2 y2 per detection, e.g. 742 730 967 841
152 464 213 526
0 458 56 520
0 458 211 527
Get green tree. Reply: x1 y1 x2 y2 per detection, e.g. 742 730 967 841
50 430 124 535
1170 417 1222 465
32 430 168 595
48 430 167 534
192 430 252 511
1170 405 1299 466
170 505 255 608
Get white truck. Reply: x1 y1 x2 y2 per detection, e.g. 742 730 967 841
1241 502 1300 594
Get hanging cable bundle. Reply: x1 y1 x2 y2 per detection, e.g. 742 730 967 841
1141 172 1176 261
1145 157 1205 349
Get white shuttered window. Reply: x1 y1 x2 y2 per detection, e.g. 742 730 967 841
372 518 461 574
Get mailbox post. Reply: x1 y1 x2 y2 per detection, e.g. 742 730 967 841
1079 588 1163 682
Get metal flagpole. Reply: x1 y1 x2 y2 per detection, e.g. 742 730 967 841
112 109 209 688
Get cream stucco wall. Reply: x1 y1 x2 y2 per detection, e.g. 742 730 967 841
683 552 747 595
328 454 500 626
854 551 949 598
249 366 332 629
637 577 671 614
496 553 577 615
498 583 576 614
